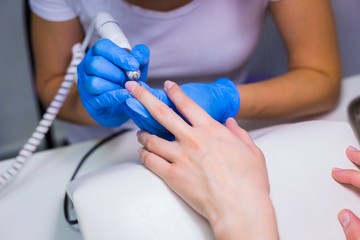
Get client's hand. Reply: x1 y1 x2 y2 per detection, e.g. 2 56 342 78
125 80 278 240
332 146 360 240
125 78 240 140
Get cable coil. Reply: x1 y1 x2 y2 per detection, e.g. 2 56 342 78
0 44 85 189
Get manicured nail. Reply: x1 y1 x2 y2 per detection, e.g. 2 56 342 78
332 167 342 172
136 130 142 138
138 147 143 153
348 145 359 152
338 210 350 228
164 80 175 91
125 81 137 93
227 117 236 124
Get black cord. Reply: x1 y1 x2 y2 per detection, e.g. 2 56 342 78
63 128 132 225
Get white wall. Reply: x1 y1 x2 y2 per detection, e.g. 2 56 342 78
249 0 360 78
0 0 66 159
0 0 359 159
0 0 38 158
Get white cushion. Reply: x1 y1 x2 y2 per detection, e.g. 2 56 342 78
67 120 360 239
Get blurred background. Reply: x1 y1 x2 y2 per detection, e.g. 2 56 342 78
0 0 360 160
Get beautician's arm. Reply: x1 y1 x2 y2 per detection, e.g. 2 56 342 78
31 13 96 125
125 80 279 240
332 146 360 240
237 0 341 119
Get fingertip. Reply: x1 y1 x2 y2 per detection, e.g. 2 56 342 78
136 130 142 138
225 118 244 135
348 145 359 152
125 81 138 94
225 117 237 127
347 145 359 154
164 80 175 91
346 145 360 165
331 167 342 178
338 209 351 229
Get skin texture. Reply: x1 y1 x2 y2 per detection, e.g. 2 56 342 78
31 0 341 125
332 146 360 240
125 80 279 240
237 0 341 119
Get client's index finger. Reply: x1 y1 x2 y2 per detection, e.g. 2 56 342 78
125 81 191 138
163 81 212 127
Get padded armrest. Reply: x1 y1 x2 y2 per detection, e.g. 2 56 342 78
67 161 214 240
67 120 360 239
256 120 360 239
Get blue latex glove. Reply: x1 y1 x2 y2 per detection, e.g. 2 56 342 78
77 39 150 127
125 78 240 140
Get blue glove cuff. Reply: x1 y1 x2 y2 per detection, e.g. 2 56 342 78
211 78 240 123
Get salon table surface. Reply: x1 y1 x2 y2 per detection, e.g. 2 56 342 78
0 75 360 240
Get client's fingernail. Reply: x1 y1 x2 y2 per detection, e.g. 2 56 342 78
227 118 236 124
164 80 175 91
125 81 137 93
332 167 342 172
338 210 350 228
136 131 142 138
138 147 143 153
348 145 359 152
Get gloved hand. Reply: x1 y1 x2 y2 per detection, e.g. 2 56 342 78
125 78 240 139
77 39 150 127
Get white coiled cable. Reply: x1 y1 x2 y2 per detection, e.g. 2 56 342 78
0 43 85 189
0 13 136 190
0 16 97 190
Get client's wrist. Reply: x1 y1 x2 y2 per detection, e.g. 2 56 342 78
208 194 278 240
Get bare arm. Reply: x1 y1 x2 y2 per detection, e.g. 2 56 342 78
31 13 96 125
237 0 341 119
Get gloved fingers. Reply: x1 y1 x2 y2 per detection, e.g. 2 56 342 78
213 77 233 86
125 83 182 140
138 82 169 103
90 106 130 127
77 58 123 94
167 81 213 127
131 44 150 66
84 55 127 85
125 98 174 140
92 89 131 108
137 130 179 162
130 45 150 82
92 39 140 71
212 78 241 119
138 63 149 83
82 75 123 95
